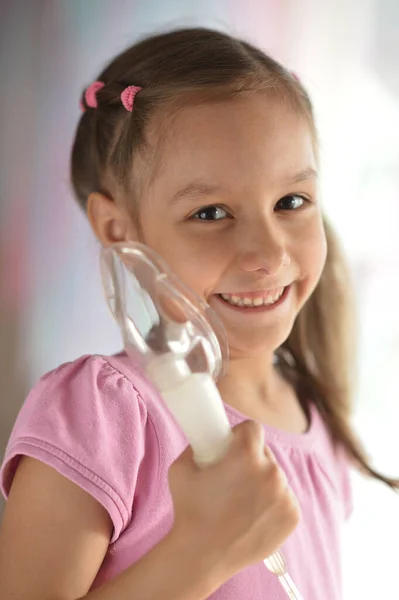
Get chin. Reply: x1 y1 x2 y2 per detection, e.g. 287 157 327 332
225 322 295 360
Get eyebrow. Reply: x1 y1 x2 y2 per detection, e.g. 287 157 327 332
168 167 317 206
168 182 224 207
286 167 318 185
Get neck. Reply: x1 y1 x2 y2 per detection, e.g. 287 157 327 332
217 351 286 411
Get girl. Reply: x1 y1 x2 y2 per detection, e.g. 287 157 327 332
0 27 397 600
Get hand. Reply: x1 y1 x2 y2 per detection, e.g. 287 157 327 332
168 420 300 576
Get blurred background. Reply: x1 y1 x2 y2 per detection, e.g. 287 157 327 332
0 0 398 597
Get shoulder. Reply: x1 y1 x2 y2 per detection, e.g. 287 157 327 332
38 352 146 401
309 405 354 521
15 352 150 438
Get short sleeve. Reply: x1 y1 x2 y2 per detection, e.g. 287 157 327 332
0 355 148 543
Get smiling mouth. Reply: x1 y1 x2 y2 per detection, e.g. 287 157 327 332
217 286 289 309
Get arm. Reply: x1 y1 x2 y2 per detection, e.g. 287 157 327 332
0 457 223 600
1 421 300 600
85 527 222 600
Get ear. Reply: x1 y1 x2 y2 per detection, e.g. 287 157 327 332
86 192 137 247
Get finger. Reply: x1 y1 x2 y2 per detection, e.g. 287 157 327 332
231 420 264 453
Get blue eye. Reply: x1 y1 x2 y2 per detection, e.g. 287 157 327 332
275 195 306 211
191 206 229 221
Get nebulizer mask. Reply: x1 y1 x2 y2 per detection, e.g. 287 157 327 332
100 242 304 599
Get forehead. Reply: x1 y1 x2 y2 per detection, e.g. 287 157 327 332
146 95 316 196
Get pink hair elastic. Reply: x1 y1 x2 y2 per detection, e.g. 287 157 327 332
84 81 105 108
120 85 142 112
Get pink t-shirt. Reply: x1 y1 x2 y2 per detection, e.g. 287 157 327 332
0 352 352 599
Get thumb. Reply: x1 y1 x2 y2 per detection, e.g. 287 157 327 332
228 420 266 462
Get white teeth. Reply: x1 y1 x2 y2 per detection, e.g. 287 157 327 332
220 288 285 308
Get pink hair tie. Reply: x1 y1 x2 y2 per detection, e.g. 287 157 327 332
84 81 105 109
120 85 142 112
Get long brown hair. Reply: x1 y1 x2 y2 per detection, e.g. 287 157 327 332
71 27 399 490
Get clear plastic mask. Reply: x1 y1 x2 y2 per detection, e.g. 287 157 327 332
100 242 228 382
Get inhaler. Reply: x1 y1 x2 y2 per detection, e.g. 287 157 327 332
100 241 304 600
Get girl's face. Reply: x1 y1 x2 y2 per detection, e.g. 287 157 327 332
136 96 327 359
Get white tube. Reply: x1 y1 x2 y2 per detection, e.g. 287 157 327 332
160 372 233 467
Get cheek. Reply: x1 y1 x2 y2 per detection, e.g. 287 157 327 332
142 229 227 298
295 218 327 288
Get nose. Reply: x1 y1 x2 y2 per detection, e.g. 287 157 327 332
235 219 290 276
